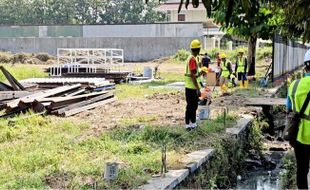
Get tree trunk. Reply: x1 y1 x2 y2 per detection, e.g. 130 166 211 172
247 35 257 76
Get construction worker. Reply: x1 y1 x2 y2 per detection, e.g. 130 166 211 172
286 49 310 189
184 39 202 130
235 49 248 87
219 53 233 93
202 53 211 68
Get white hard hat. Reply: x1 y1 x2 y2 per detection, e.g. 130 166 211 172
304 49 310 63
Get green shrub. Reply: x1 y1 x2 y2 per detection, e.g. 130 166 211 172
13 53 31 63
256 47 272 60
174 49 190 62
35 53 51 62
0 52 13 63
281 151 296 189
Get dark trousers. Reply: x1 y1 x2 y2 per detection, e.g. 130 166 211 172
185 88 198 125
294 141 310 189
237 72 247 84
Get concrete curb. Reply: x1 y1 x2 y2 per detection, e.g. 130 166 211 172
226 114 254 138
265 83 285 98
140 115 254 190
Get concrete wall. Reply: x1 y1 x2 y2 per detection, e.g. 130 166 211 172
0 37 199 62
0 23 203 38
82 23 203 37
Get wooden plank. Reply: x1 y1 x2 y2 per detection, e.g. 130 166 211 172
36 91 109 103
53 92 114 115
65 88 86 97
45 91 111 110
0 66 25 90
61 97 116 117
0 91 32 101
245 98 286 106
5 84 81 110
0 82 14 91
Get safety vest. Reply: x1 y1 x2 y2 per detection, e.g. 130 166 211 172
288 76 310 145
237 57 246 73
221 60 230 78
185 55 201 89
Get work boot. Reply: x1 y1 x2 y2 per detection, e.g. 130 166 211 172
191 123 198 129
185 124 192 131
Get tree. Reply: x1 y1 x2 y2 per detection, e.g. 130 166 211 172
273 0 310 42
99 0 165 24
147 0 283 76
212 1 283 76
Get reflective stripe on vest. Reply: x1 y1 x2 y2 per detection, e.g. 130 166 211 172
221 61 230 78
237 57 245 73
288 77 310 145
185 55 201 89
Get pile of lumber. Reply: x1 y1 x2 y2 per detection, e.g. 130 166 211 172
0 66 116 118
19 77 115 90
2 84 115 117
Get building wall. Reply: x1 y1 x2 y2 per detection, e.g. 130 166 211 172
0 23 204 38
170 10 207 22
0 23 207 61
0 37 201 62
82 23 203 37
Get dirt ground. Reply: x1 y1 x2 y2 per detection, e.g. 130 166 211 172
75 91 186 136
70 61 263 136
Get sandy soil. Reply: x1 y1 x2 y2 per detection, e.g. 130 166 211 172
74 91 186 136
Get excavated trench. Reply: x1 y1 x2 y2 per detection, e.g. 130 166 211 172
179 85 290 189
235 87 289 189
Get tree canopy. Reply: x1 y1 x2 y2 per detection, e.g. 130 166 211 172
0 0 165 25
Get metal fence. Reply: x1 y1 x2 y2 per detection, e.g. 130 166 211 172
272 35 308 80
50 48 124 76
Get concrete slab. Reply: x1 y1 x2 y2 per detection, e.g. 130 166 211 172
226 114 253 137
182 149 215 173
140 169 189 190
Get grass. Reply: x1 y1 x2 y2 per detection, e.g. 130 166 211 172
115 71 184 100
0 111 237 189
0 64 47 82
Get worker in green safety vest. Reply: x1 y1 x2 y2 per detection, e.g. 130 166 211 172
184 39 202 130
287 49 310 189
219 53 233 93
235 49 248 87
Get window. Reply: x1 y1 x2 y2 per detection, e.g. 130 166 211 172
166 10 171 22
178 14 185 21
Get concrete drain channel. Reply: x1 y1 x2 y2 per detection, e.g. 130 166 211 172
140 84 289 190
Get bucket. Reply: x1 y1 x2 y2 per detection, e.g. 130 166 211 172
143 67 153 79
198 106 210 120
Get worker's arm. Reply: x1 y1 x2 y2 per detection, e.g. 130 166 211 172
235 60 238 73
244 58 248 73
286 96 292 112
188 57 201 91
227 62 233 74
190 70 200 90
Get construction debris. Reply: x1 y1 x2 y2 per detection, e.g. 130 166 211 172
0 66 116 118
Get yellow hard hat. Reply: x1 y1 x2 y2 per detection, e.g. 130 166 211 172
190 39 201 49
220 53 227 59
238 49 245 53
201 66 208 73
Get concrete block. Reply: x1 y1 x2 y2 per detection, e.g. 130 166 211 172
182 149 215 173
140 169 189 190
226 115 253 137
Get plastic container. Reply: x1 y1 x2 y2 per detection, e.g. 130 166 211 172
198 106 210 120
143 67 153 79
